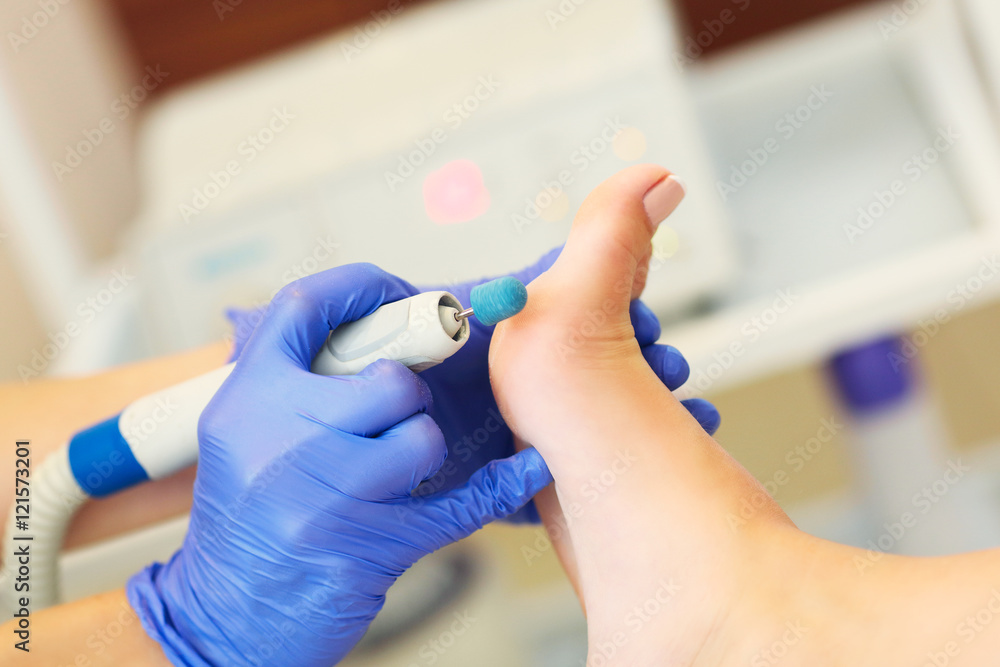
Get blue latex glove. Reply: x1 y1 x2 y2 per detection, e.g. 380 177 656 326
128 264 553 667
225 248 722 523
416 248 720 522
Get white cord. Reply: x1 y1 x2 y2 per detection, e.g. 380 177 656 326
0 289 474 615
1 444 86 614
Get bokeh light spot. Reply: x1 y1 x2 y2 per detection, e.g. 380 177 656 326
613 127 648 161
536 189 570 222
653 225 680 259
423 159 491 225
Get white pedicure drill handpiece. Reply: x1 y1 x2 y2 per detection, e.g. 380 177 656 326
1 276 529 612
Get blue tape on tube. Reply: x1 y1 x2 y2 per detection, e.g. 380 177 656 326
69 415 149 498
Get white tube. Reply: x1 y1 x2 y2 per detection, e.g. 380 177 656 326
0 446 86 615
123 363 235 481
0 366 235 614
3 290 470 611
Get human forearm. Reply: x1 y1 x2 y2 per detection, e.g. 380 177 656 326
1 588 170 666
0 341 229 550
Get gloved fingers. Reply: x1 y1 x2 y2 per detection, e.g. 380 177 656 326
225 306 266 362
242 263 419 370
642 344 690 391
366 412 448 500
508 246 563 286
630 300 662 347
416 246 563 306
300 359 435 436
681 398 722 436
638 342 720 434
417 448 553 545
502 500 541 524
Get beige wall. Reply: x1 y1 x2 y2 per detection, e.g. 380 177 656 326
0 219 46 379
1 0 999 509
706 300 1000 508
0 0 138 379
1 0 138 260
922 303 1000 448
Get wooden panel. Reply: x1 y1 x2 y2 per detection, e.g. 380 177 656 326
672 0 878 56
101 0 435 92
101 0 882 95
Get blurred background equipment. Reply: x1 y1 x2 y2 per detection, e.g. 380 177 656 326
5 0 1000 664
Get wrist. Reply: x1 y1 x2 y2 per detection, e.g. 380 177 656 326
127 558 218 667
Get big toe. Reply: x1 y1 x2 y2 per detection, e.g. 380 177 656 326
547 165 685 313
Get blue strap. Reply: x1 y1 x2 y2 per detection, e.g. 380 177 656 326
68 415 149 498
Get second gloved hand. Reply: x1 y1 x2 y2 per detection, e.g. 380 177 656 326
128 264 552 667
225 248 721 522
416 248 720 519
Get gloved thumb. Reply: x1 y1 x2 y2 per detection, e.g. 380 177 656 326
419 448 553 546
242 264 417 370
225 306 265 362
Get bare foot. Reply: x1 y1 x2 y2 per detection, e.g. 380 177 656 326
488 165 788 663
487 165 1000 665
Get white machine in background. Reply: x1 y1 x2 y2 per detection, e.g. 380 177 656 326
961 0 1000 110
126 0 737 355
671 0 1000 392
671 0 1000 552
47 2 736 664
24 0 1000 664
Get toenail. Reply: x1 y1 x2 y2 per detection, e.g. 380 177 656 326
643 174 686 230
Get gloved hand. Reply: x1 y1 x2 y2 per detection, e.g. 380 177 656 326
225 248 721 523
128 264 553 667
417 247 719 521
